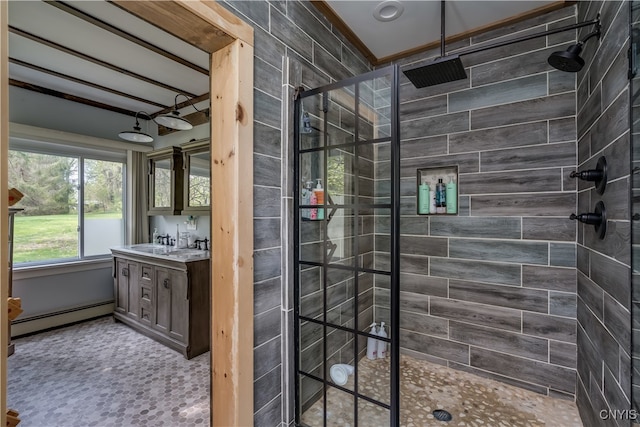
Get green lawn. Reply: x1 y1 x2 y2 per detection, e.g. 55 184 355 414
13 212 121 263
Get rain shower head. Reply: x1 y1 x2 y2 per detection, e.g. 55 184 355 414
548 43 585 72
403 55 467 88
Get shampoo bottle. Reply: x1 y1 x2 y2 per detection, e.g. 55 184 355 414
314 179 325 220
377 322 388 358
429 182 437 214
309 190 318 220
366 322 378 360
435 178 446 214
418 179 430 214
446 175 457 214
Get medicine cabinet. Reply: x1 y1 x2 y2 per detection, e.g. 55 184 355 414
147 146 184 215
181 139 211 215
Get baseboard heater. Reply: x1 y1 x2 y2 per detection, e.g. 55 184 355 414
11 301 114 338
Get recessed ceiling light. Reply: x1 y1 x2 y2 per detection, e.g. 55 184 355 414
373 0 404 22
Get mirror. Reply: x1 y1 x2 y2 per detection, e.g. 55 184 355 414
147 146 183 215
154 158 172 208
181 140 210 214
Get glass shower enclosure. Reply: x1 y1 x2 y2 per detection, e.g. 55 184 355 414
294 65 400 426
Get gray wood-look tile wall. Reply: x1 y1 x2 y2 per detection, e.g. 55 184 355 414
575 2 633 426
376 5 585 399
219 1 372 425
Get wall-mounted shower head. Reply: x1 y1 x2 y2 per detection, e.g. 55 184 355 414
547 20 601 73
548 43 585 72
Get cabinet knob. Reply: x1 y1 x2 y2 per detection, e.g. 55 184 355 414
142 292 150 299
142 313 149 320
163 278 170 289
121 268 128 277
143 272 149 278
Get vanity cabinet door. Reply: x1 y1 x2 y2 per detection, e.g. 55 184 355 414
114 259 129 314
115 259 139 319
153 267 188 343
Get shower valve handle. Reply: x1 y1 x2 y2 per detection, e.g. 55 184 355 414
569 212 601 225
569 169 603 181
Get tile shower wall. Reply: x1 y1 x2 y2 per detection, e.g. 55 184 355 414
376 5 582 397
575 2 632 426
218 2 371 426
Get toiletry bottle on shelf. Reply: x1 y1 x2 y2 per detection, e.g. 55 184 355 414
418 178 430 214
436 178 446 214
309 189 318 220
377 322 388 358
314 178 325 220
429 181 437 214
301 180 311 219
446 175 457 214
152 228 158 244
366 322 378 360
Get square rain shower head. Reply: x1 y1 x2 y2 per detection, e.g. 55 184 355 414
403 55 467 88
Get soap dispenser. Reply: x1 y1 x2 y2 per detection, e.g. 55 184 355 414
152 228 158 244
366 322 378 360
377 322 388 358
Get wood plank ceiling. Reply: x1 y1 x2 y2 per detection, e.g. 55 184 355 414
7 0 211 132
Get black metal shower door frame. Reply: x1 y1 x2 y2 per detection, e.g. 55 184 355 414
293 65 401 427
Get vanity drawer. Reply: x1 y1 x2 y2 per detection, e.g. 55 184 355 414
140 285 153 303
140 264 154 284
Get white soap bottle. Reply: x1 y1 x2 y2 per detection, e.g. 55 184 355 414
152 228 158 244
366 322 378 360
377 321 388 358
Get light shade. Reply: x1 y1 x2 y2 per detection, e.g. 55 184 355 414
118 127 153 143
155 110 193 130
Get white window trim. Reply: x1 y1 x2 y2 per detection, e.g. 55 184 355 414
13 258 112 280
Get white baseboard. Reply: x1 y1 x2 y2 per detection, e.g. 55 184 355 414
12 303 114 337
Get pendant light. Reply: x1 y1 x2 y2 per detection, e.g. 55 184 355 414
155 93 205 131
118 111 153 143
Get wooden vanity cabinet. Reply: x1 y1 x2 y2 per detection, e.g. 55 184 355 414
112 251 210 359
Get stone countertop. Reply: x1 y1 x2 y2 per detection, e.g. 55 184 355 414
111 244 210 262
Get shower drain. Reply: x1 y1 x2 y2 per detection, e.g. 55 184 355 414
432 409 453 422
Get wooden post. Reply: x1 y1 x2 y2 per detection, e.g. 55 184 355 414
0 2 9 425
210 39 254 426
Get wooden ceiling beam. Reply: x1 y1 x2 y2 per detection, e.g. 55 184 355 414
9 78 137 117
110 0 238 52
151 92 209 117
9 57 168 110
45 1 209 76
9 26 197 98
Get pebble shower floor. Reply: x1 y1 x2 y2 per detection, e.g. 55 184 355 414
7 317 209 426
301 355 582 426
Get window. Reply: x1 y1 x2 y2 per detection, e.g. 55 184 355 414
8 149 125 265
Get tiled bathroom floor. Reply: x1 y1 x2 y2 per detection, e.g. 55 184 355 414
7 317 209 426
302 355 582 427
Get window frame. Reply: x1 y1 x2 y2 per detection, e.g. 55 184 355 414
9 138 128 268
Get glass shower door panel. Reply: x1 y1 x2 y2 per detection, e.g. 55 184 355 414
359 76 392 141
300 92 324 150
327 85 356 146
327 209 355 267
300 374 325 426
327 146 356 206
299 264 323 319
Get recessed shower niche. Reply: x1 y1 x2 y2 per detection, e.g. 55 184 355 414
416 166 458 215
